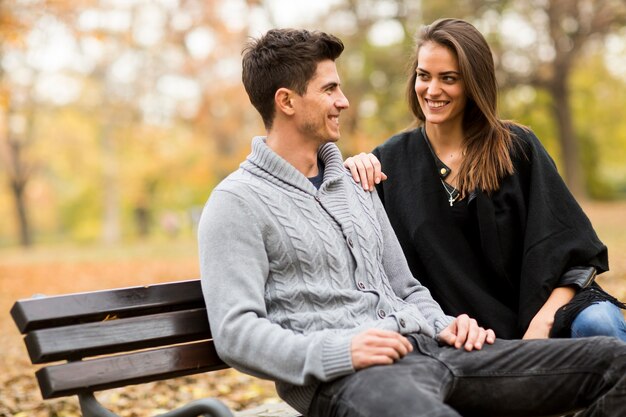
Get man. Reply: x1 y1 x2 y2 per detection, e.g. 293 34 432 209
198 28 625 417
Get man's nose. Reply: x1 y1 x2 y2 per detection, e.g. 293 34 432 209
336 90 349 109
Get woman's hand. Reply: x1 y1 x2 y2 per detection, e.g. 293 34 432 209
522 286 576 339
522 312 554 339
344 152 387 191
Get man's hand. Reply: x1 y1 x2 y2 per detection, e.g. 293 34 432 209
437 314 496 351
344 153 387 191
351 328 413 370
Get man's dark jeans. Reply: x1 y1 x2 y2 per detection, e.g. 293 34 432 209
309 335 626 417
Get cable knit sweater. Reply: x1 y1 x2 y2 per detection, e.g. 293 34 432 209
198 137 454 414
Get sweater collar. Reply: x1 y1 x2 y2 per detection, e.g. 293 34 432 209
242 136 346 195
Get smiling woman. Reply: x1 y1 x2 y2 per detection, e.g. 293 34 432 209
345 17 626 342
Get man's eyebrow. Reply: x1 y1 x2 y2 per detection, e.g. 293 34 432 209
321 81 339 89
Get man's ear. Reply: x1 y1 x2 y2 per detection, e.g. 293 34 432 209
275 88 296 116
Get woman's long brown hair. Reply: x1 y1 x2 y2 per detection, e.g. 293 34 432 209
406 18 520 196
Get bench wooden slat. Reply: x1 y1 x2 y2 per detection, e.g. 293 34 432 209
25 308 211 363
11 279 204 332
10 280 305 416
36 340 227 399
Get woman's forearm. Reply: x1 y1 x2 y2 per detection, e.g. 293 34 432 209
522 286 576 339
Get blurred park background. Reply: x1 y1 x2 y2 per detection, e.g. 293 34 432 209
1 0 626 416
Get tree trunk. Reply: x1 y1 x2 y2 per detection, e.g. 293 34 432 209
549 69 586 199
9 178 32 247
4 135 33 247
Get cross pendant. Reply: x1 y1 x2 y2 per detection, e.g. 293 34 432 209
449 196 455 206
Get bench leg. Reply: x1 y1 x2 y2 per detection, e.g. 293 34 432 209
79 392 234 417
78 393 120 417
157 398 235 417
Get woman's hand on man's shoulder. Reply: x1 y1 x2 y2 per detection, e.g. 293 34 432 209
344 152 387 191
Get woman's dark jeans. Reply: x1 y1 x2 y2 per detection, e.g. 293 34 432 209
309 335 626 417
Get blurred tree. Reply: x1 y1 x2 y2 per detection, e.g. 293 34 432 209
1 98 35 246
0 0 98 246
0 0 45 247
479 0 626 198
570 48 626 199
0 0 253 246
0 0 625 248
0 6 25 245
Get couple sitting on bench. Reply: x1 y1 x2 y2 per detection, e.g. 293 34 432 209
198 22 626 417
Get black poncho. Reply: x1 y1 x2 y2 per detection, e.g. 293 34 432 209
373 125 608 339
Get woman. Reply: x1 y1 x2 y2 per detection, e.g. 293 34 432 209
345 18 626 340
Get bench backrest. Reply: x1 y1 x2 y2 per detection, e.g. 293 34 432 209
10 279 228 399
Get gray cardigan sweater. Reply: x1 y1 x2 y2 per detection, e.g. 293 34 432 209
198 137 454 414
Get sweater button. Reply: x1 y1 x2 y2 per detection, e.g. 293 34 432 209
347 237 354 248
314 196 321 202
378 309 386 319
399 318 406 328
357 281 365 290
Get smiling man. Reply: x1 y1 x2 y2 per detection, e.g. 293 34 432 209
198 28 626 417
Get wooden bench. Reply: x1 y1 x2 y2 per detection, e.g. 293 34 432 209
10 279 301 417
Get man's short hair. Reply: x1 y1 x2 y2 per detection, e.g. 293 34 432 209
242 28 344 130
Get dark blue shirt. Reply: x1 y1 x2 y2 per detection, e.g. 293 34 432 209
308 159 325 189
